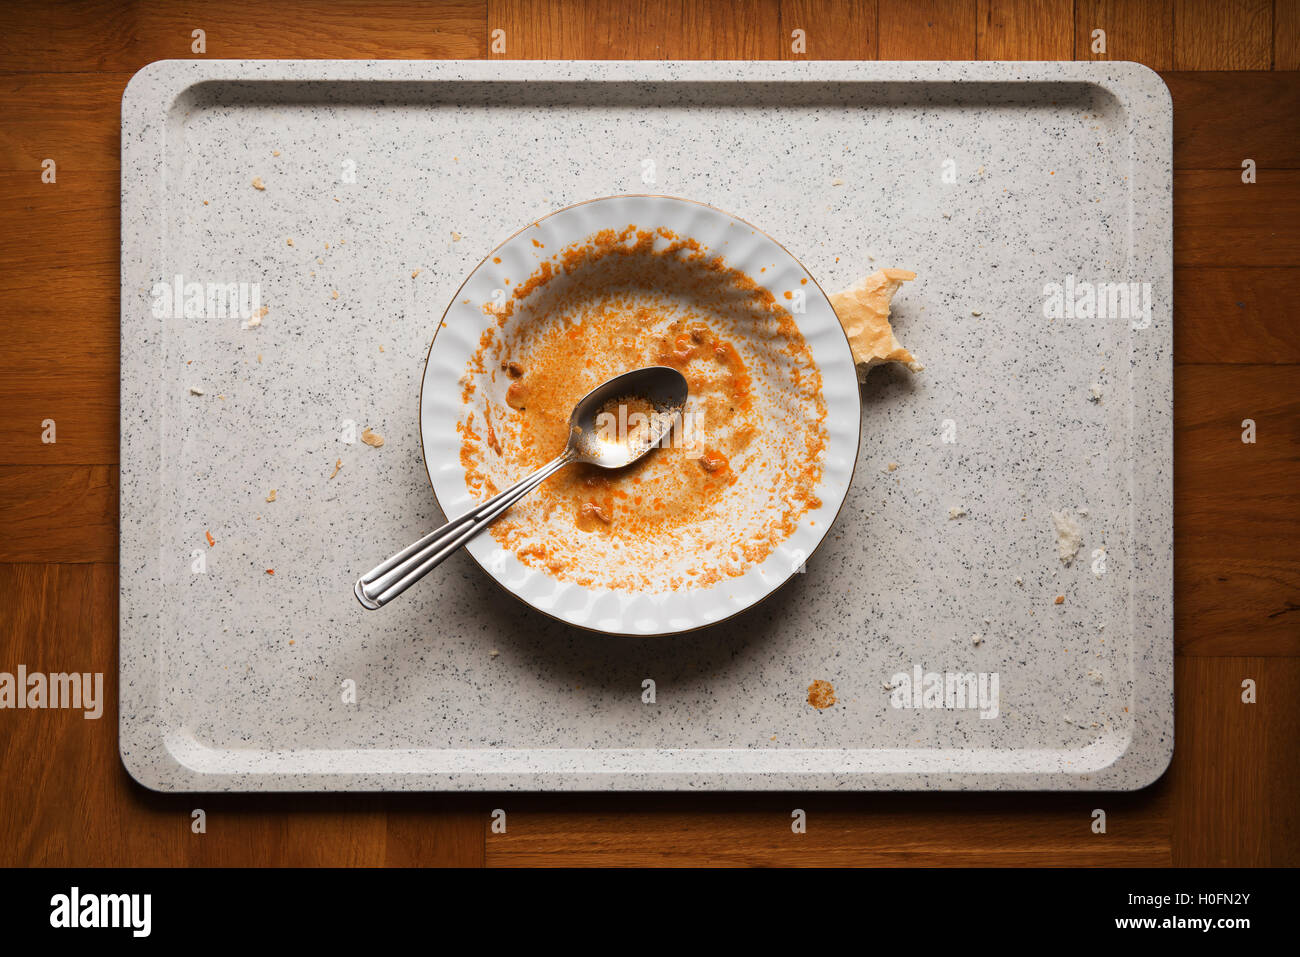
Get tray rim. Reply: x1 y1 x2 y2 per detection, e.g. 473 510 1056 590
119 58 1173 792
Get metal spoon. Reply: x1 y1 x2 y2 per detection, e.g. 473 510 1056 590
354 365 690 609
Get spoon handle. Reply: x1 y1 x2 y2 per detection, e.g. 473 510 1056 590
354 449 575 609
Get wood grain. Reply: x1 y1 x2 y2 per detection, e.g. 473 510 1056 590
1074 0 1173 69
879 0 977 59
976 0 1074 59
0 0 485 72
0 467 117 563
1174 365 1300 655
0 74 127 172
1174 267 1300 364
1173 0 1272 69
1165 72 1300 170
1278 0 1300 69
487 0 787 59
1174 169 1300 266
484 788 1172 866
779 0 878 60
1171 657 1300 865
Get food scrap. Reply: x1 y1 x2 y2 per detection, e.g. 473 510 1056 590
807 680 837 709
360 427 384 448
1051 509 1084 565
328 458 342 479
205 530 215 547
251 176 265 190
1054 595 1065 605
266 489 277 503
829 268 921 381
243 305 268 329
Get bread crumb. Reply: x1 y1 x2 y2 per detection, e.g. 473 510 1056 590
266 568 274 575
1088 382 1103 402
329 458 342 479
948 506 967 519
1051 509 1084 564
189 386 205 395
831 178 844 186
361 427 384 448
489 649 500 658
411 268 421 278
807 679 837 709
316 257 324 265
251 176 265 190
331 290 339 299
451 231 462 241
971 633 984 646
886 461 898 472
257 354 262 363
202 200 209 206
971 310 982 317
205 530 215 547
829 269 921 380
266 489 277 503
242 305 268 329
1054 595 1065 605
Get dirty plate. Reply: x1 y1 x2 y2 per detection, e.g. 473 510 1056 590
419 195 860 635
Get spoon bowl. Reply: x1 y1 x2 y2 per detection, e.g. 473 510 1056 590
567 366 690 468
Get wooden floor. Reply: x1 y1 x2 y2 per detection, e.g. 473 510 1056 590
0 0 1296 867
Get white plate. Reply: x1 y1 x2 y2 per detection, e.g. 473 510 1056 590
419 195 860 635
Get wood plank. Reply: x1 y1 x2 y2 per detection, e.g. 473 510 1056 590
1174 267 1300 363
1174 169 1300 266
382 799 487 866
1074 0 1173 69
779 0 877 60
0 467 118 562
485 789 1171 866
1173 0 1272 69
0 0 485 72
879 0 977 59
1171 657 1300 865
976 0 1073 59
0 564 133 865
487 0 786 59
1278 0 1300 69
1175 365 1300 656
0 73 127 172
1165 72 1300 170
0 172 118 465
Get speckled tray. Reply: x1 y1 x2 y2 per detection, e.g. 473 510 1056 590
120 60 1172 791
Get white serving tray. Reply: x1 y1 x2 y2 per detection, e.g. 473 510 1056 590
120 60 1172 791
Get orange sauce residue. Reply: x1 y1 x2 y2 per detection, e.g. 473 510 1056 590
459 224 828 591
